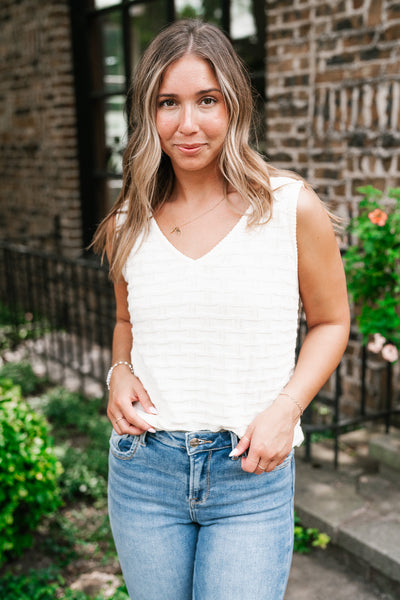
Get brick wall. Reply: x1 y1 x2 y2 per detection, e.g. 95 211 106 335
3 1 399 252
0 0 82 256
266 0 400 219
266 0 400 407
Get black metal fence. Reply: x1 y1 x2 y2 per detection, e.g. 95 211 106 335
300 324 399 467
0 242 114 396
0 241 399 466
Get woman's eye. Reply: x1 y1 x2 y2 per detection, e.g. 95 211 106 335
159 99 176 108
201 97 216 106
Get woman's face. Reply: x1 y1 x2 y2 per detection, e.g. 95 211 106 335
155 54 229 176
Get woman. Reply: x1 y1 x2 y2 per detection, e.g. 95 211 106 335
94 19 350 600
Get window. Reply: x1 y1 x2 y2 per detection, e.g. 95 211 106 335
69 0 266 248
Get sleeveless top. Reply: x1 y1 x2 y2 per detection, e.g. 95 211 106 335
121 176 304 445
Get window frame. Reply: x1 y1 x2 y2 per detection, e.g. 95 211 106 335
69 0 266 250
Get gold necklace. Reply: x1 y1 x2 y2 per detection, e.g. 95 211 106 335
170 197 225 235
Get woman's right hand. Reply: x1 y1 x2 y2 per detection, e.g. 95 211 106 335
107 366 158 435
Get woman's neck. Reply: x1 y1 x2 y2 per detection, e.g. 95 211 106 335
171 167 226 207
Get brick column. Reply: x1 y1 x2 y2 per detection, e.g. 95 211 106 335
0 0 82 257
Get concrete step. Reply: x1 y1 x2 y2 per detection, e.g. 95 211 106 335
369 431 400 484
294 436 400 597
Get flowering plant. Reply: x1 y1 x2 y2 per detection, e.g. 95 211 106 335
344 185 400 363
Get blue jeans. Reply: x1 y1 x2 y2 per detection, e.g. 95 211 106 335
108 429 295 600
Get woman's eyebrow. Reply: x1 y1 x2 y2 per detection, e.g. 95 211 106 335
157 88 222 98
197 88 222 95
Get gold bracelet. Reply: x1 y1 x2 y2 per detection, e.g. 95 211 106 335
279 392 304 418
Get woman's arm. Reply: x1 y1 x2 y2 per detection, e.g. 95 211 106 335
106 222 157 435
232 186 351 473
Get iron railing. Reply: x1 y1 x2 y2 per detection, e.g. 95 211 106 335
0 241 398 466
301 326 398 467
0 242 114 397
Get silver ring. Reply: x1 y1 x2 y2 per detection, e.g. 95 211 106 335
114 416 125 425
258 464 266 471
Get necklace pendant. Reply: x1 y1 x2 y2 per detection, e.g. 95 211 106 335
171 226 181 235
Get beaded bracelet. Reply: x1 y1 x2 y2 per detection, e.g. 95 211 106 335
279 391 304 419
106 361 135 390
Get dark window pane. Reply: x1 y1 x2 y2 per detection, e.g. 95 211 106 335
105 95 126 175
105 178 123 210
128 1 169 70
231 0 266 141
94 0 122 8
231 0 265 95
102 12 126 93
75 0 266 243
174 0 223 26
231 0 256 40
89 11 126 95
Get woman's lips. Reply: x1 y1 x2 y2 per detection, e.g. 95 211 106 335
175 143 205 155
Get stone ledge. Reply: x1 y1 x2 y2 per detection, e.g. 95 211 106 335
369 432 400 473
294 448 400 592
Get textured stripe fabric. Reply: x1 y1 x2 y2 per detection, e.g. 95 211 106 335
121 176 304 445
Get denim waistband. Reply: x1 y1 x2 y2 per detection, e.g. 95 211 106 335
143 430 239 456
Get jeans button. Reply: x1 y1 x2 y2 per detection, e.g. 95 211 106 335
189 438 200 448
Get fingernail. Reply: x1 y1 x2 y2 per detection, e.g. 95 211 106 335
148 407 158 415
229 448 239 457
148 427 157 433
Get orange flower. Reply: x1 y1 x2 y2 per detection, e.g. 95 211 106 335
368 208 388 226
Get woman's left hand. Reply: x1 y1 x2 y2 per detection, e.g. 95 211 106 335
230 397 298 474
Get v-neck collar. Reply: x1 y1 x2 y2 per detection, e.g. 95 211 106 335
151 208 250 263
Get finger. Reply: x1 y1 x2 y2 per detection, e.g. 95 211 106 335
264 458 281 473
125 411 156 433
118 421 152 435
240 439 265 472
240 453 260 473
115 419 150 436
229 434 251 458
113 415 126 428
109 405 156 434
132 378 158 415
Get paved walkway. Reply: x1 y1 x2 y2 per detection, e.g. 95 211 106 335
287 432 400 600
286 550 394 600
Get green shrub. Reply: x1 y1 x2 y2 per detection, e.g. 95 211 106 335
0 377 63 566
293 512 330 554
344 185 400 360
0 361 41 395
0 568 129 600
0 568 61 600
0 302 47 351
42 388 106 434
54 445 108 501
41 388 110 501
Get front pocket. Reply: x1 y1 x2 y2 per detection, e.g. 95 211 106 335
271 449 294 472
110 430 141 460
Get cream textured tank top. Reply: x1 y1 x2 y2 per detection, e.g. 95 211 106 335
121 176 304 445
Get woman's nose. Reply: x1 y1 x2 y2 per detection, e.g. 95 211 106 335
178 104 199 135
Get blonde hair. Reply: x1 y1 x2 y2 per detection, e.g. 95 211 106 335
92 19 303 281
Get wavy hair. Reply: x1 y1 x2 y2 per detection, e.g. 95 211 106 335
92 19 301 281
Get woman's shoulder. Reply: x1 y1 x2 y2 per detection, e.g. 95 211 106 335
268 172 334 230
269 175 304 192
268 176 305 216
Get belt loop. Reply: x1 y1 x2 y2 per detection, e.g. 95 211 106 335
139 431 148 446
229 431 239 450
